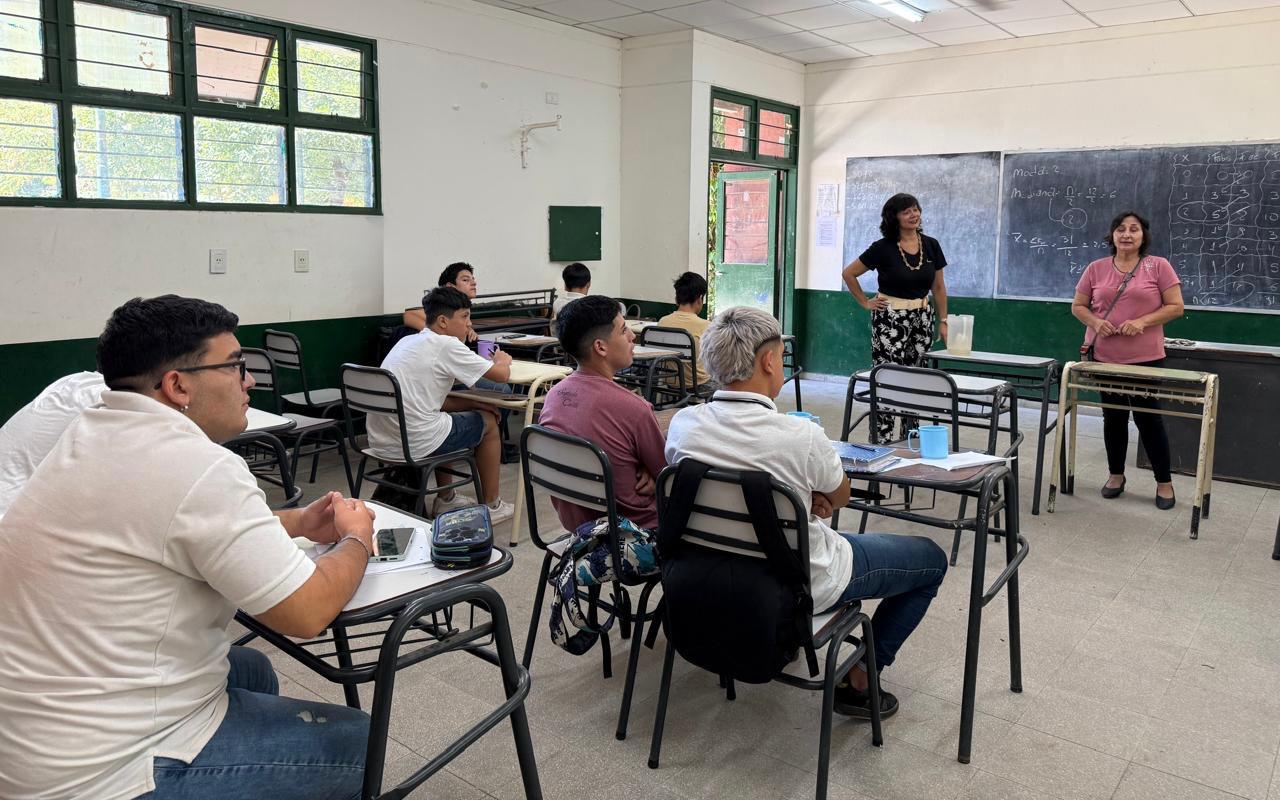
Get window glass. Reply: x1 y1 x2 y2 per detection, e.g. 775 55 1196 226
758 108 793 159
194 116 284 204
711 97 750 153
294 127 372 207
194 25 280 110
73 105 183 200
0 96 60 197
296 39 362 118
0 0 44 80
73 1 172 95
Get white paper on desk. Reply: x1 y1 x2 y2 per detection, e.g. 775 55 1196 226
308 527 433 574
880 452 1013 473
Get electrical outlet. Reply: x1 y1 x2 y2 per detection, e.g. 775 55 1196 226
209 249 227 274
545 91 559 105
293 249 310 273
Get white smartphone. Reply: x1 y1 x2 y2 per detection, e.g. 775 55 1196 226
371 527 414 562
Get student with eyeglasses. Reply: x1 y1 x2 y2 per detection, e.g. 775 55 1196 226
0 295 375 800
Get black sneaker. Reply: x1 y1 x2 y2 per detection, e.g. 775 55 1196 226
501 443 520 464
833 684 899 719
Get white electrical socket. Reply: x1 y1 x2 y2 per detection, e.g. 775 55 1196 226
545 91 559 105
209 249 227 274
293 249 310 273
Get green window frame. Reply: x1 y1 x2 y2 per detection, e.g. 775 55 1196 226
709 88 798 168
0 0 379 213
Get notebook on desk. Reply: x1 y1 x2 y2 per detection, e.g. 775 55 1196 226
831 442 900 473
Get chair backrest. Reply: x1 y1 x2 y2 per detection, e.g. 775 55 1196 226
519 425 618 551
264 329 321 405
242 347 282 413
339 363 416 464
656 464 808 565
866 364 962 448
640 326 695 359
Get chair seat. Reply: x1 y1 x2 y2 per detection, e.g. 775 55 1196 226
282 387 342 407
853 369 1007 395
284 413 341 432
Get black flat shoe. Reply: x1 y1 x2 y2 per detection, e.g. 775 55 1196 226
1155 492 1176 510
1100 478 1126 499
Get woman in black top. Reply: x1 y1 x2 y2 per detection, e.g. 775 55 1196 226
841 193 949 443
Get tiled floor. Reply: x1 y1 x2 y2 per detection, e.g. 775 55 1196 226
236 378 1280 800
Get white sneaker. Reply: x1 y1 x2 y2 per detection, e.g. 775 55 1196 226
431 492 476 518
486 499 515 524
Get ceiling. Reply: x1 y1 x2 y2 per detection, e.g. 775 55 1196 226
472 0 1279 63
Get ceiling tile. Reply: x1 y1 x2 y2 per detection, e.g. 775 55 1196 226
891 7 987 30
614 0 699 9
819 18 907 41
972 0 1077 22
473 0 527 8
853 32 938 52
1086 0 1190 23
536 0 643 21
838 0 897 18
785 42 866 59
918 22 1012 43
658 0 758 24
577 21 631 34
520 7 583 22
909 0 958 9
592 11 692 31
746 29 839 49
1183 0 1280 13
704 15 801 36
729 0 834 14
1068 0 1160 11
772 3 873 28
999 12 1096 32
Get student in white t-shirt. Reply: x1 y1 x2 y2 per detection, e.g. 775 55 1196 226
551 262 626 335
665 306 948 721
0 370 106 521
368 286 516 522
0 295 377 800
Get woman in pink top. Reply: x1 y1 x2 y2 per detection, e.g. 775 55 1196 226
1071 211 1185 509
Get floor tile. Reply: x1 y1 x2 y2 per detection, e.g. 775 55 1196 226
1017 685 1151 760
1113 763 1260 800
983 726 1127 800
1136 720 1274 800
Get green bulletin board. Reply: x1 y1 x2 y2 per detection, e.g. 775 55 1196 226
548 206 602 261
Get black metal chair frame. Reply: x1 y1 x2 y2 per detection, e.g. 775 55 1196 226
782 334 804 411
339 364 482 518
236 582 542 799
518 424 663 741
646 465 883 800
639 326 711 408
224 431 304 509
244 348 354 494
264 329 344 418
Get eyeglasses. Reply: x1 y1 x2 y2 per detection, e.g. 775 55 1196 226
152 357 247 389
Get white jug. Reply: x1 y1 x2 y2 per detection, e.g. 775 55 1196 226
946 314 974 355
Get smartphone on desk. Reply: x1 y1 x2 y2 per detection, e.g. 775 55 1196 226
371 527 414 562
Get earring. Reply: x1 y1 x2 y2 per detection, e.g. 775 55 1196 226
181 405 189 413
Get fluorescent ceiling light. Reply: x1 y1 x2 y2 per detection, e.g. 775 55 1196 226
870 0 926 22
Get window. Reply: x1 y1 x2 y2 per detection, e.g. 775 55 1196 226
709 89 798 167
0 0 379 211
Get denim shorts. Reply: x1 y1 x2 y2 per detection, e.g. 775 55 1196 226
430 410 486 456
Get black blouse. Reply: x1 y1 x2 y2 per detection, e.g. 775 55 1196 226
857 234 947 300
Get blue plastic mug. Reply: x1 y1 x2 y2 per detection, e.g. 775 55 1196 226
908 425 949 460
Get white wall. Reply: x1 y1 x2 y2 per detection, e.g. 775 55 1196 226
799 6 1280 292
620 30 803 303
0 0 623 344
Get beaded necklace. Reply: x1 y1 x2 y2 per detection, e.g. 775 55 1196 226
897 234 925 271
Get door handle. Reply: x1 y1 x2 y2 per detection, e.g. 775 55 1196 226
714 270 725 277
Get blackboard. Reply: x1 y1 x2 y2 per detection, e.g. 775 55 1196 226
843 152 999 298
548 205 601 262
999 144 1280 312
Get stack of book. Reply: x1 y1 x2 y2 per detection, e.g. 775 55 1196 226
831 441 900 473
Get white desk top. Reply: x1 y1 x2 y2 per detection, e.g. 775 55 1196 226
927 349 1057 368
854 369 1009 393
506 360 572 384
244 407 296 434
489 332 559 347
632 345 684 360
626 320 656 332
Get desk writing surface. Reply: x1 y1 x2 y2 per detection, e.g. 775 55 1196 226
1070 361 1209 384
1166 340 1280 358
854 369 1009 393
632 345 683 360
491 332 559 347
927 350 1057 368
245 407 295 433
506 360 572 384
843 447 1004 484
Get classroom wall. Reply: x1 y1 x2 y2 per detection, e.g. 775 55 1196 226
796 6 1280 375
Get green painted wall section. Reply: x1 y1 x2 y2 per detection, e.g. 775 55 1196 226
796 289 1280 377
619 298 678 320
0 314 400 422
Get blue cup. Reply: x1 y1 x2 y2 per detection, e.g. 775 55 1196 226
908 425 949 460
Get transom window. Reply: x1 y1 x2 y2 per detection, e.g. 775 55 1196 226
709 89 798 167
0 0 379 212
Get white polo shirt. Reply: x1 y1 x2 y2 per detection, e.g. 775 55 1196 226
367 329 493 461
0 391 316 800
664 389 853 614
0 371 106 521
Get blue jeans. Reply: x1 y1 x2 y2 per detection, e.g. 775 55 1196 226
825 533 948 671
142 647 369 800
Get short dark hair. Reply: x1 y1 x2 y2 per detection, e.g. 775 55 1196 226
1106 211 1152 257
97 295 239 390
673 271 708 306
562 262 592 291
438 262 474 287
558 295 620 360
423 286 471 327
879 193 921 240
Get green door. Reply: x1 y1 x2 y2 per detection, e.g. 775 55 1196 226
713 170 778 315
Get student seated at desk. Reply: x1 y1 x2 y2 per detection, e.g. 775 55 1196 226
665 306 949 719
540 295 667 531
550 263 625 335
403 261 478 336
0 370 106 521
656 271 716 392
0 295 376 800
371 287 516 522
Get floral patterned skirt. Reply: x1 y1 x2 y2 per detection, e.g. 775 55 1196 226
869 305 935 443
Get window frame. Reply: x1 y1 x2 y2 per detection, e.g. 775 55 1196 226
708 88 799 169
0 0 380 213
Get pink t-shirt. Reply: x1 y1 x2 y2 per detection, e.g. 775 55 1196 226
1075 256 1181 364
538 371 668 531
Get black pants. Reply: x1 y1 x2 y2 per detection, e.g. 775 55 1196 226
1099 358 1172 483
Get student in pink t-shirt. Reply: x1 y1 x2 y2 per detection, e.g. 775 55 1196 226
1071 211 1186 510
539 295 667 531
